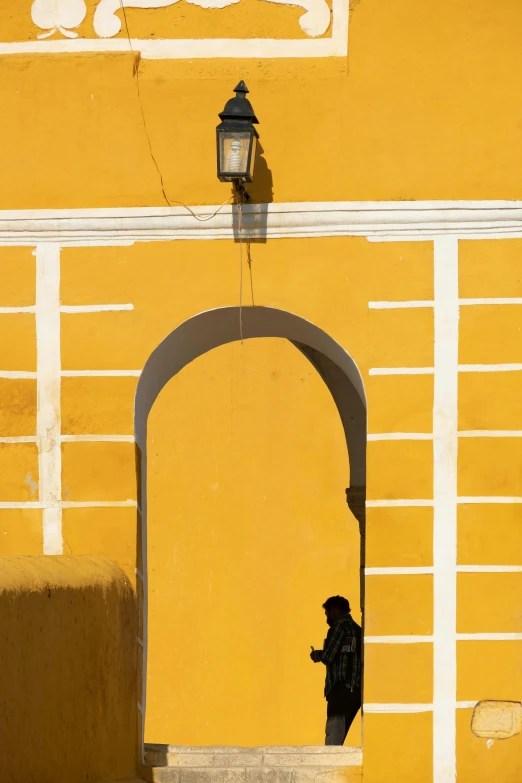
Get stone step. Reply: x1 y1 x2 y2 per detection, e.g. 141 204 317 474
144 745 362 783
149 768 362 783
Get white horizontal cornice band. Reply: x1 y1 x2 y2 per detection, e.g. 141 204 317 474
1 201 522 245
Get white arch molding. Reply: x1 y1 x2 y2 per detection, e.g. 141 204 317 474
134 305 367 757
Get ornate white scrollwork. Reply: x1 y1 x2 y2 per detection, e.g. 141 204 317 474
31 0 87 39
93 0 330 39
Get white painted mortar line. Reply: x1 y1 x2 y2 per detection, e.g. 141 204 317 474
369 367 434 376
369 301 434 309
367 565 522 574
60 434 135 443
459 297 522 305
368 496 522 507
366 499 434 507
0 306 35 313
458 430 522 437
60 304 134 313
457 633 522 641
365 566 434 575
369 430 522 440
365 636 434 644
61 370 141 377
61 500 137 508
459 363 522 372
0 499 137 509
369 298 522 309
433 236 458 783
458 496 522 504
363 704 434 713
371 364 522 376
0 436 37 443
0 371 37 379
457 565 522 573
366 634 521 643
366 702 484 712
36 244 63 556
368 433 433 441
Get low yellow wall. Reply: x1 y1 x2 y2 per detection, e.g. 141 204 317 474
0 556 137 783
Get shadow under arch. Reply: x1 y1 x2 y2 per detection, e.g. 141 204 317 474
134 305 367 754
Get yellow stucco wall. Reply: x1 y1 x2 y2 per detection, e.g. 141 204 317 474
0 556 137 783
146 337 360 746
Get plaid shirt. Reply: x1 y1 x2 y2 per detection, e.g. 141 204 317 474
318 614 361 697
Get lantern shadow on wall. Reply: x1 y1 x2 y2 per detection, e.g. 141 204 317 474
217 81 273 246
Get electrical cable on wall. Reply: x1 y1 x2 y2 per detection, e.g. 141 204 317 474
118 0 233 223
118 0 248 342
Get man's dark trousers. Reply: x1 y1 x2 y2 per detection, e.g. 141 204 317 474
325 682 361 745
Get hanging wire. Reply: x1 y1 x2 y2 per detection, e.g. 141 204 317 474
236 189 244 343
117 0 233 222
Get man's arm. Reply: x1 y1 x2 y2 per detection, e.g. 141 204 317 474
312 623 345 665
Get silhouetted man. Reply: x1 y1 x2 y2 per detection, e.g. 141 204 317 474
310 595 361 745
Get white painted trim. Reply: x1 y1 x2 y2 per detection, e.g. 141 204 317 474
458 430 522 438
432 237 458 783
0 306 35 314
363 704 433 714
369 367 434 376
61 370 141 377
459 364 522 373
369 301 434 310
458 496 522 504
367 433 433 441
61 500 137 508
366 633 522 644
0 501 49 509
366 499 434 508
60 304 134 313
61 434 135 443
367 496 522 507
367 702 505 711
36 244 63 556
0 36 346 60
457 565 522 573
0 371 37 379
0 499 137 509
0 436 37 443
365 636 434 644
459 298 522 306
365 566 434 575
457 633 522 641
369 298 522 310
0 201 522 245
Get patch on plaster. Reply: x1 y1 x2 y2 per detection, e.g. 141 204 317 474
471 700 522 740
24 472 39 498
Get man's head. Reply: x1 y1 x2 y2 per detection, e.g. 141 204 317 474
322 595 350 627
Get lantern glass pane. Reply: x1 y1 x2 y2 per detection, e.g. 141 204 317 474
219 131 253 177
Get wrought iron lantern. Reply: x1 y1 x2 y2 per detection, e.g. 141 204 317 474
216 81 259 185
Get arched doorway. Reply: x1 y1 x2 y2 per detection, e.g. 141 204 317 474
135 306 367 755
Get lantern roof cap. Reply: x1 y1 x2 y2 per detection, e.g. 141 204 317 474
218 81 259 124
